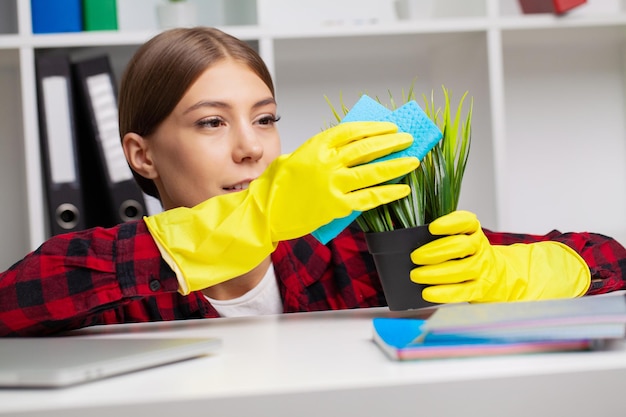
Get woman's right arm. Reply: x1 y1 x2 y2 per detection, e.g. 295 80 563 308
0 220 180 336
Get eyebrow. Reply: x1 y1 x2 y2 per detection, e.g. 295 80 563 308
183 97 276 115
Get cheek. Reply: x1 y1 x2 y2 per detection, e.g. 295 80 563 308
163 157 223 207
265 135 282 161
176 145 226 187
156 146 198 182
153 141 220 191
159 137 223 171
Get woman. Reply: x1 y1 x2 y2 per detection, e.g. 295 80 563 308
1 27 624 336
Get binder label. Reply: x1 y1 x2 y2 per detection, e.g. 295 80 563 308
86 73 133 184
42 76 77 184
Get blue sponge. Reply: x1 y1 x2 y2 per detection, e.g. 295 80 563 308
311 94 442 244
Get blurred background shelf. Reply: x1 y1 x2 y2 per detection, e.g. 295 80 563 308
0 0 624 269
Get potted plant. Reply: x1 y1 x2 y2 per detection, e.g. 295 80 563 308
327 85 473 310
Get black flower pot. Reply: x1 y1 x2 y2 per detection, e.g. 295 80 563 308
365 225 439 311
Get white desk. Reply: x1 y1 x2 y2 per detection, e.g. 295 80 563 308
2 306 626 417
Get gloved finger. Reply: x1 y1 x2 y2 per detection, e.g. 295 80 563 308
410 257 479 285
345 184 411 212
428 210 479 236
323 121 399 148
334 157 419 193
410 233 479 265
421 281 482 304
338 132 414 166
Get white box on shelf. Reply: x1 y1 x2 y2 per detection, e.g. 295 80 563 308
117 0 160 31
117 0 226 32
157 1 198 29
394 0 434 20
394 0 487 19
259 0 396 28
188 0 226 27
223 0 257 25
432 0 486 17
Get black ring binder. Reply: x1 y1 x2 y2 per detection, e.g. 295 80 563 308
71 54 147 228
35 52 87 236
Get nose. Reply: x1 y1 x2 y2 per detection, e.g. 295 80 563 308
232 125 263 163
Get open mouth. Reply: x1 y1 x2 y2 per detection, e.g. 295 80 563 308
223 181 251 192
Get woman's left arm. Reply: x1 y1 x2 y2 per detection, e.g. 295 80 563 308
485 229 626 295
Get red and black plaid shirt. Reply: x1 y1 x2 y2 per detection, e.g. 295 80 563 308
1 220 624 336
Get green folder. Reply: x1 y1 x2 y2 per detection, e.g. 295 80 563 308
83 0 118 31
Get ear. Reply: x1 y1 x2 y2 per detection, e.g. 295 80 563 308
122 132 158 179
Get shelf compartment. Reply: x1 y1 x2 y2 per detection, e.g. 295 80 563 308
0 49 28 269
0 0 17 34
501 24 626 242
273 30 497 226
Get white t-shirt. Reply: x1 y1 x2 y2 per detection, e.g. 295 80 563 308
204 263 283 317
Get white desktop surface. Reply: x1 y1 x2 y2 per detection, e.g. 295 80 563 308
2 306 626 417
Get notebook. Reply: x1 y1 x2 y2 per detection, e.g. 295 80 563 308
372 293 626 361
0 337 221 388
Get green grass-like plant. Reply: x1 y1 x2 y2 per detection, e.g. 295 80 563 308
326 85 473 233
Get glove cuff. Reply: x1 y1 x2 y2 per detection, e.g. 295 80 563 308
146 227 190 295
498 241 591 301
145 193 278 295
546 241 591 297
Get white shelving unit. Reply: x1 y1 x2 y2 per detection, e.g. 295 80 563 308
0 0 625 270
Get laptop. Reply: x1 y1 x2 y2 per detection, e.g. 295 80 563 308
0 337 221 388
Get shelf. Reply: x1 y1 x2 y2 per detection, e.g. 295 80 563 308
498 13 626 30
265 17 491 39
3 10 625 49
0 17 492 50
0 34 22 50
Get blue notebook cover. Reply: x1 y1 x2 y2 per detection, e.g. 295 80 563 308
372 318 596 361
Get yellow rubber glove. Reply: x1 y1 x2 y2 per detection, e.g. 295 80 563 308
146 121 419 294
409 210 591 303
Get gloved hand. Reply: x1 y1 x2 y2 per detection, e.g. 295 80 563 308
146 121 419 294
409 210 591 303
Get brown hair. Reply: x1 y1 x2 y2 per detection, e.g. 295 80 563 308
118 27 275 199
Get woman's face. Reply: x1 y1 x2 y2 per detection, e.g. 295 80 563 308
139 59 281 209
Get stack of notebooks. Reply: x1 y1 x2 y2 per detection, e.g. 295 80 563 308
373 293 626 360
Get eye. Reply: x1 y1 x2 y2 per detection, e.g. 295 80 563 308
197 117 225 128
257 115 281 126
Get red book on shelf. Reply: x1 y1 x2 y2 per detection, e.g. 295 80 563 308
518 0 587 14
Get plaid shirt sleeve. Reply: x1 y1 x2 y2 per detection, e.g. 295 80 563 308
484 229 626 295
274 224 386 313
0 221 180 336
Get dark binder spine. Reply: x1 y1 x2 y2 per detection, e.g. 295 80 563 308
71 55 146 228
35 53 86 236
